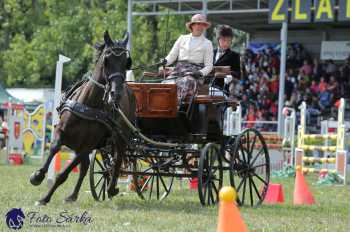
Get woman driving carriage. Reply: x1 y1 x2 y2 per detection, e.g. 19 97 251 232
161 14 214 104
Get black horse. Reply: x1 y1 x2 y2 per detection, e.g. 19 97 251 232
29 31 136 205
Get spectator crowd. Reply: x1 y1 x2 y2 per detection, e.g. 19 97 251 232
229 43 350 131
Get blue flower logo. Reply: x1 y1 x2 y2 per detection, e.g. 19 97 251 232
5 208 25 230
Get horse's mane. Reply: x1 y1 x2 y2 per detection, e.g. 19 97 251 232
64 79 87 98
61 41 105 102
62 39 130 103
93 42 104 64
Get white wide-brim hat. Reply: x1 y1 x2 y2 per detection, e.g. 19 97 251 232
186 14 211 31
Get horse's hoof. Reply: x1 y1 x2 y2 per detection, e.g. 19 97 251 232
29 171 45 186
64 196 77 203
108 187 119 198
35 200 47 206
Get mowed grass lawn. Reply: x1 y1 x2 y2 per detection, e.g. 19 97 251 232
0 164 349 232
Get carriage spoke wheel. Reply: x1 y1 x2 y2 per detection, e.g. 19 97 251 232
229 128 270 207
89 150 114 201
132 157 174 201
198 143 223 206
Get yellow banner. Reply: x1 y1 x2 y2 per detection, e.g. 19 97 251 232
269 0 348 23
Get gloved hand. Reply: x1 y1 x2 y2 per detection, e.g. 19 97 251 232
190 71 203 79
159 58 167 66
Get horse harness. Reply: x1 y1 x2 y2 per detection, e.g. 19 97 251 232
56 45 184 150
56 46 129 143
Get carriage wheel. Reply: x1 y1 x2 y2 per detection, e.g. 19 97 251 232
198 143 223 206
132 157 175 201
89 150 115 201
229 128 270 207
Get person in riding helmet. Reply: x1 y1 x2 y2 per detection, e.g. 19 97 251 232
161 14 214 104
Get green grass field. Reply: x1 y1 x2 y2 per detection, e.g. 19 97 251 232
0 164 349 232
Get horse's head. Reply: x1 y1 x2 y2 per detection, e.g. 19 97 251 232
94 31 132 106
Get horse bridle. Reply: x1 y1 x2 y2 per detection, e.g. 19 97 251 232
87 46 129 90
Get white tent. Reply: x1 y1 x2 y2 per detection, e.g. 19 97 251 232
6 88 54 103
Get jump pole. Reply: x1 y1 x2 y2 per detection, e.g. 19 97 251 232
47 55 71 187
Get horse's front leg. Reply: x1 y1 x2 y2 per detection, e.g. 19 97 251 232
107 146 124 198
29 133 62 186
35 154 82 206
64 155 90 203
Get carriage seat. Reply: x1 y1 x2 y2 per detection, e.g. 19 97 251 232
142 66 229 80
143 71 160 78
185 95 225 104
143 67 174 79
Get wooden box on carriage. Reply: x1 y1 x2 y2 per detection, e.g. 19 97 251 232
127 83 177 118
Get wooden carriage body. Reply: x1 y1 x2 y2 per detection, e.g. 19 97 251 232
127 82 227 142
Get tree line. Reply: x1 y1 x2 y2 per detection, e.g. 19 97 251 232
0 0 190 88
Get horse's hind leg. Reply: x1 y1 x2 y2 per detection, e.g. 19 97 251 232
30 135 62 186
35 154 81 206
64 154 90 203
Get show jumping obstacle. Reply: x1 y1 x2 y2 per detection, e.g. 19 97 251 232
295 99 347 184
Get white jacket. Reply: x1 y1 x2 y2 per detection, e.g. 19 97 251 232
165 33 213 76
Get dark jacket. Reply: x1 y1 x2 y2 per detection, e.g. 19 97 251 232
213 48 241 88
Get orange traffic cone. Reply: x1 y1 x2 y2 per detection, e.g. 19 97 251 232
264 183 284 204
54 152 61 172
293 166 315 205
217 186 248 232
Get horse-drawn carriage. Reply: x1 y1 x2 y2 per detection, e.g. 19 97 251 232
30 32 269 207
89 66 270 207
